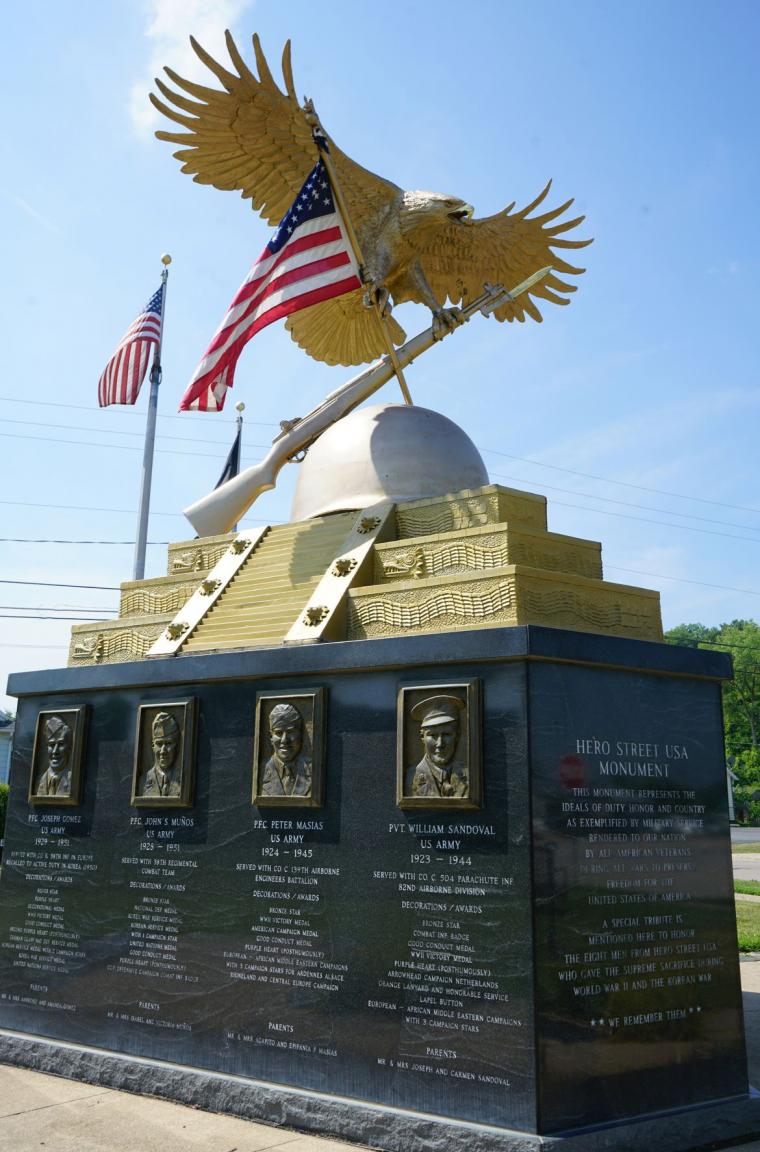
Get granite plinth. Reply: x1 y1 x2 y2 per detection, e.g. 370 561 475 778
0 626 749 1147
2 1029 760 1152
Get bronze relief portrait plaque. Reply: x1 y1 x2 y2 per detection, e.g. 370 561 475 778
252 689 325 808
28 707 88 805
396 680 481 810
131 699 197 808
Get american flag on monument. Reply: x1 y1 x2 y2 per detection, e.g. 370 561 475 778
179 159 362 413
97 286 164 407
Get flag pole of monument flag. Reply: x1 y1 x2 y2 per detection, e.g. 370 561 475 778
97 284 165 407
179 158 362 413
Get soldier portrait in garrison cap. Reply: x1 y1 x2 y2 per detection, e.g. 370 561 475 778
397 681 481 810
253 689 325 808
131 700 197 808
29 707 87 805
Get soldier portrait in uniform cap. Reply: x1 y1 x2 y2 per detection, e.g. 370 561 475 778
29 707 87 805
253 689 325 808
397 681 481 809
131 700 197 807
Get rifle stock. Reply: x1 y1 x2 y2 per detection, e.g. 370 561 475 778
183 269 550 538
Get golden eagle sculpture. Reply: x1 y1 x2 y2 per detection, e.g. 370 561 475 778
151 32 591 367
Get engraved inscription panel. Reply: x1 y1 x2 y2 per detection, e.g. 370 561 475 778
0 664 533 1130
529 662 746 1132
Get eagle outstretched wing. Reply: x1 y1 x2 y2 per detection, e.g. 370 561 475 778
151 33 590 367
410 182 591 323
150 32 399 232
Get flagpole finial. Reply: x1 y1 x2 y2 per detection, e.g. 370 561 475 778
235 402 245 413
161 253 172 266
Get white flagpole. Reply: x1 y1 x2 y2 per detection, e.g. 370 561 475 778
133 254 171 581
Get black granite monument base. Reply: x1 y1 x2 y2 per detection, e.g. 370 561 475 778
0 626 754 1150
2 1028 760 1152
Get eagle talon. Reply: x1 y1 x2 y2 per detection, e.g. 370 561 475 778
363 284 393 319
432 307 463 341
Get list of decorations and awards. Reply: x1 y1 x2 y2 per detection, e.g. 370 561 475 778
0 812 97 1016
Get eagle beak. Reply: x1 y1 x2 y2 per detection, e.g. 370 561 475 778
449 203 474 223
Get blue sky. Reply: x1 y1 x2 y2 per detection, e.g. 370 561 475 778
2 0 759 709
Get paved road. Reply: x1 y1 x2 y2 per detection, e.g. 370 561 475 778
733 828 760 844
732 827 760 881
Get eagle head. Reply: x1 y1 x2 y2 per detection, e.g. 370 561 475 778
400 191 474 235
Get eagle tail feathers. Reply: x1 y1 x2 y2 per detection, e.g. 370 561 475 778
285 294 406 367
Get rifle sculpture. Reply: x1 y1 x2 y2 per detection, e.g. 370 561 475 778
184 271 550 537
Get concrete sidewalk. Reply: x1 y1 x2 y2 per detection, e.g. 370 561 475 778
0 1064 357 1152
3 961 760 1152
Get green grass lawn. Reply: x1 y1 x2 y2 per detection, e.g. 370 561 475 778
735 879 760 896
735 900 760 951
731 843 760 854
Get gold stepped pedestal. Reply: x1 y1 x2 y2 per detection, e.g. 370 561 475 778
67 484 662 666
347 486 659 642
68 534 234 666
181 513 356 653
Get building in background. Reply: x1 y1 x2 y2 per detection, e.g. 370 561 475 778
0 712 14 785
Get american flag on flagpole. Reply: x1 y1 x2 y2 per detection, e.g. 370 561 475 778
98 286 164 407
180 158 362 413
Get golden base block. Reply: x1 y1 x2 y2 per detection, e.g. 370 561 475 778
68 484 662 666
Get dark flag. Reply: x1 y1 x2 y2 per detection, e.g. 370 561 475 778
215 425 241 489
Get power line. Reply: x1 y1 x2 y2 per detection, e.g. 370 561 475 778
667 637 760 656
3 476 759 538
482 448 760 516
0 498 275 522
0 579 119 590
490 472 760 535
0 643 68 650
0 430 264 462
3 396 756 515
3 416 269 449
0 538 170 545
0 499 185 518
5 488 760 547
538 493 760 545
0 394 277 428
2 568 756 620
0 604 116 613
0 613 112 621
604 567 760 599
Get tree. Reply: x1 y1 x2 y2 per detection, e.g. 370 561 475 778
711 620 760 755
666 620 760 759
666 619 760 823
666 622 719 648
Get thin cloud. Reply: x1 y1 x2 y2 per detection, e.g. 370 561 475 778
1 190 62 235
129 0 254 137
539 386 760 476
